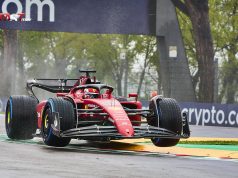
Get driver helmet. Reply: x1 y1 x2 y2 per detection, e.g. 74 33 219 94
84 88 99 99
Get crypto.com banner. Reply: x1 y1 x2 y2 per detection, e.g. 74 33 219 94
0 0 156 35
180 102 238 128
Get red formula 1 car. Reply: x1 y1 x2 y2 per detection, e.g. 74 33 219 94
5 70 190 147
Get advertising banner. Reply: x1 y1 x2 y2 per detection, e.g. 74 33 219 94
0 0 156 35
180 102 238 128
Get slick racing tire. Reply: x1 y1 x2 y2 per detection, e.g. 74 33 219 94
148 97 182 147
42 98 74 147
5 96 38 139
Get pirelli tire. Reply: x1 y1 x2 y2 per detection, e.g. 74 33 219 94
42 98 74 147
5 96 38 139
148 97 182 147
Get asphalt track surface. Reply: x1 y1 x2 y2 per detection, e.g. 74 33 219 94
0 114 237 178
189 125 238 138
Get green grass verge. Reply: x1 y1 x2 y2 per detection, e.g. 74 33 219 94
179 140 238 145
0 112 4 114
177 144 238 151
134 140 238 146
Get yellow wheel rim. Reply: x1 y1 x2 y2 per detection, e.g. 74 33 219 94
44 114 49 128
7 112 10 124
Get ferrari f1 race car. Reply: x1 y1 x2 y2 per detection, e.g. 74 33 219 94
5 70 190 147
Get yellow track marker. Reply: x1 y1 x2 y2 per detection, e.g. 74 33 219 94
112 138 238 159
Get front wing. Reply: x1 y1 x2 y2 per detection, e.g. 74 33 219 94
51 124 190 140
50 109 190 140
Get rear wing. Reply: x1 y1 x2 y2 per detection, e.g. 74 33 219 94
26 79 79 100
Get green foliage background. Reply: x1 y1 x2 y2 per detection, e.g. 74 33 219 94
0 0 237 102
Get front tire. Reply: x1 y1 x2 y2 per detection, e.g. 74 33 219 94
42 98 74 147
148 97 182 147
5 96 38 139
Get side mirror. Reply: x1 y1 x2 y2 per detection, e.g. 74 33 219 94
128 93 138 101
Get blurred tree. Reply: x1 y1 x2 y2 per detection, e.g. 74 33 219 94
0 29 159 98
18 33 159 98
134 36 157 97
19 31 52 78
46 32 77 78
148 38 160 93
210 0 238 103
86 34 136 96
172 0 215 102
177 0 238 103
0 30 17 97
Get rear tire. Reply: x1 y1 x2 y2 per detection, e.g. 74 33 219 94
5 96 38 139
42 98 74 147
148 97 182 147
